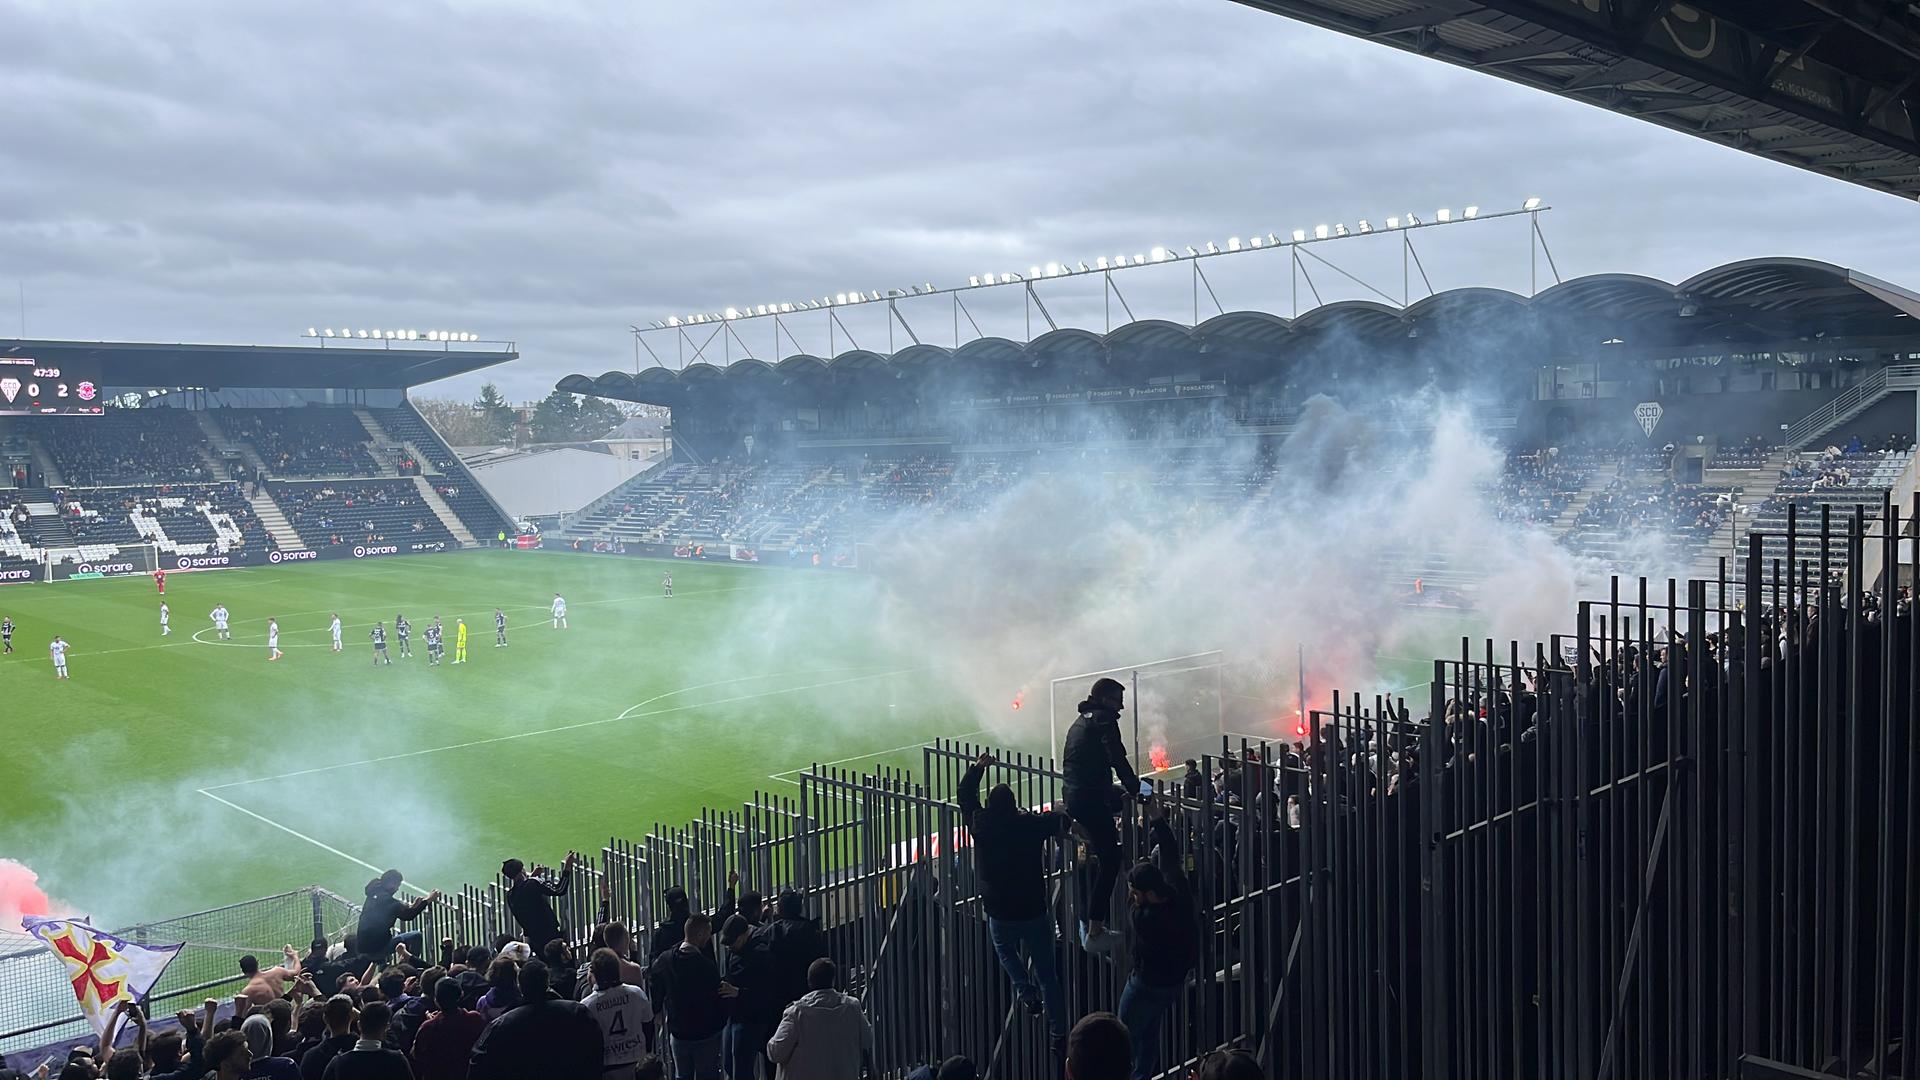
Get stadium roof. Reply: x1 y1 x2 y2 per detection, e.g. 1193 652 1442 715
0 337 516 390
1228 0 1920 200
561 258 1920 406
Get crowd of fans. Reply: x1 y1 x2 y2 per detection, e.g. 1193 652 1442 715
213 410 380 479
273 482 454 550
30 411 214 488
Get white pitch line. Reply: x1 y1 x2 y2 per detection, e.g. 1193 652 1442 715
765 728 987 786
197 666 918 878
203 666 916 790
196 788 390 877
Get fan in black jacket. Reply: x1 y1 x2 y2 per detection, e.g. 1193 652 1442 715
1061 677 1141 949
1117 801 1196 1080
958 751 1069 1040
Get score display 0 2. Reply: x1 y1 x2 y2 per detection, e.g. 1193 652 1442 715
0 357 102 414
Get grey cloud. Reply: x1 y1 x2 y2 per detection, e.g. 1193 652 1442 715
0 0 1910 401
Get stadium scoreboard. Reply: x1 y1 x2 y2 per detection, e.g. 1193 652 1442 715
0 356 102 414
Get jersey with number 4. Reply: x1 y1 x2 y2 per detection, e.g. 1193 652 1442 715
583 984 653 1068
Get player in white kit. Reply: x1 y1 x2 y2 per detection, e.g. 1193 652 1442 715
551 593 567 630
159 601 171 636
330 614 343 652
50 636 70 679
210 604 231 640
268 618 283 661
662 571 672 598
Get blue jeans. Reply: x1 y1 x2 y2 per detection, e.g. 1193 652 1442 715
672 1032 723 1080
723 1021 765 1080
1117 975 1182 1080
988 915 1066 1038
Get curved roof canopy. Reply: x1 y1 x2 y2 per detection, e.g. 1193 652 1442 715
566 259 1920 406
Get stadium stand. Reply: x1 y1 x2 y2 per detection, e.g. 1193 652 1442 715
368 407 517 538
271 478 457 550
30 409 214 486
213 407 381 478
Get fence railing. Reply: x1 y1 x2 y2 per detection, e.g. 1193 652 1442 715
1 887 359 1054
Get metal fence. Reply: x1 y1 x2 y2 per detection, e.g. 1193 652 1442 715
0 887 358 1054
8 501 1914 1079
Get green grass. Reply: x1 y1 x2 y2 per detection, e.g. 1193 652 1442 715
2 550 1487 930
1 550 978 926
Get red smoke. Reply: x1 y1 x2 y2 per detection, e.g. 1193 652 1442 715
0 858 54 934
1149 745 1171 772
1010 688 1026 711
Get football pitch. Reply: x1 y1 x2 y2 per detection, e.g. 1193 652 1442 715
2 550 982 925
4 549 1473 927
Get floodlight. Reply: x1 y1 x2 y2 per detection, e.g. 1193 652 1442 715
724 307 739 319
1464 205 1479 218
1313 225 1329 240
1029 266 1042 279
407 330 418 340
1335 224 1349 237
968 276 981 287
1133 254 1145 265
1357 220 1372 233
356 330 368 338
1405 213 1421 226
1385 217 1400 229
371 328 383 338
1436 208 1452 222
1266 234 1279 244
1185 246 1198 257
1201 242 1216 254
667 318 679 327
923 283 933 292
1094 258 1108 271
1149 247 1168 262
1045 262 1062 277
1291 230 1306 242
835 293 847 305
306 327 317 337
1249 236 1262 248
1523 196 1542 210
1227 237 1241 251
1077 262 1090 273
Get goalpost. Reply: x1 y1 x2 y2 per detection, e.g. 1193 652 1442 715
1048 650 1227 776
44 541 161 582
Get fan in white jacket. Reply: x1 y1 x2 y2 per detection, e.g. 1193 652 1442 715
766 959 872 1080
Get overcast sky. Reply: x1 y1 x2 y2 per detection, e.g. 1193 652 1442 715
0 0 1913 402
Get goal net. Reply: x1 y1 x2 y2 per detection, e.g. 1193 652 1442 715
46 541 160 582
1049 650 1226 777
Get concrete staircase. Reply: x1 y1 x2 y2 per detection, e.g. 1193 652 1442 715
194 411 271 479
400 441 443 476
28 440 64 489
413 476 476 547
248 490 306 552
350 409 403 477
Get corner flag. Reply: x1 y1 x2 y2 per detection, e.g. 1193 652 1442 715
22 916 182 1033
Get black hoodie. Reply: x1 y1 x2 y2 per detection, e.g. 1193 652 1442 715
958 760 1068 920
1061 702 1141 808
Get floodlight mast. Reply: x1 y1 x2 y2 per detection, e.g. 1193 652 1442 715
630 198 1550 366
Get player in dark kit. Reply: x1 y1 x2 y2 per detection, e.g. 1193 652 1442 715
395 614 411 658
1 616 12 654
426 619 445 666
494 608 508 647
371 622 392 665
